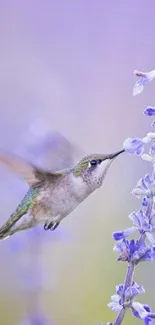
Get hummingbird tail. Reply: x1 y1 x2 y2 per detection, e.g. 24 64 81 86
0 230 11 240
0 219 36 240
0 188 40 240
0 211 23 240
0 224 13 240
0 216 18 239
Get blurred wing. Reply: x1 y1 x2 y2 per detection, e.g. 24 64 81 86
24 131 85 172
0 151 61 186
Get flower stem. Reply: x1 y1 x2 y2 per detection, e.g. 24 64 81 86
113 264 135 325
124 263 134 290
113 308 127 325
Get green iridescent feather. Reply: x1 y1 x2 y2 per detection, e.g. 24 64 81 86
0 186 40 234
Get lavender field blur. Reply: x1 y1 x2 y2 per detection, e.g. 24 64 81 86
0 1 155 325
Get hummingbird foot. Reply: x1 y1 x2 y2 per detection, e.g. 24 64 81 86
44 221 60 231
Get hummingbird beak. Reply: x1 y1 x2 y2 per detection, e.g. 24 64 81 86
107 149 125 160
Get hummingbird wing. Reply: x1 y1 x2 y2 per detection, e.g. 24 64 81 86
24 130 85 172
0 152 64 238
0 150 63 186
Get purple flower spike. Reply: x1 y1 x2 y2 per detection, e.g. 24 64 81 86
123 138 144 155
144 107 155 116
104 69 155 325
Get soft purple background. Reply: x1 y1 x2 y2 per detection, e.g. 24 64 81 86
0 1 154 325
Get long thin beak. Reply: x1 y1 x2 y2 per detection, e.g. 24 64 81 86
107 149 125 160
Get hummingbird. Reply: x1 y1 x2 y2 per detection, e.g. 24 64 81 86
0 148 124 239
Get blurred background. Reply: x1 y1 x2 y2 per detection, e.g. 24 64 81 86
0 0 155 324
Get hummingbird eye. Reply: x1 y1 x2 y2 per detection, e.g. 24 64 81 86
89 159 102 167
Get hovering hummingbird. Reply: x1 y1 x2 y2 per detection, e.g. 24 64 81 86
0 149 124 239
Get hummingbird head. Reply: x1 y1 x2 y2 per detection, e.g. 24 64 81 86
73 149 124 190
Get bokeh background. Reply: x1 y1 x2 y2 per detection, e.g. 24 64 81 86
0 1 155 324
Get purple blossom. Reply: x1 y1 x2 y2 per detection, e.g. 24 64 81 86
132 304 151 318
123 138 144 155
144 107 155 117
137 175 152 189
133 78 148 96
108 282 145 313
113 227 137 241
113 208 155 245
129 210 151 233
113 238 153 263
144 318 154 325
132 175 153 208
132 304 155 325
115 282 145 300
115 284 124 296
124 282 145 300
132 302 150 319
107 295 122 312
139 247 155 261
133 69 155 96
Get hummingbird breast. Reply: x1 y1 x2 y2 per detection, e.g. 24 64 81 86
38 173 92 220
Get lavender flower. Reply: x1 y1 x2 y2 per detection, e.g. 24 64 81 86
108 282 146 314
123 138 144 155
144 107 155 117
100 70 155 325
133 69 155 96
113 207 155 247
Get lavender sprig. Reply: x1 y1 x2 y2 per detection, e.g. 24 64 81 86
101 70 155 325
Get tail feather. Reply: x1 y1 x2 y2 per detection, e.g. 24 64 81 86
0 215 18 239
0 216 36 240
0 187 40 240
0 208 26 239
0 229 11 240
